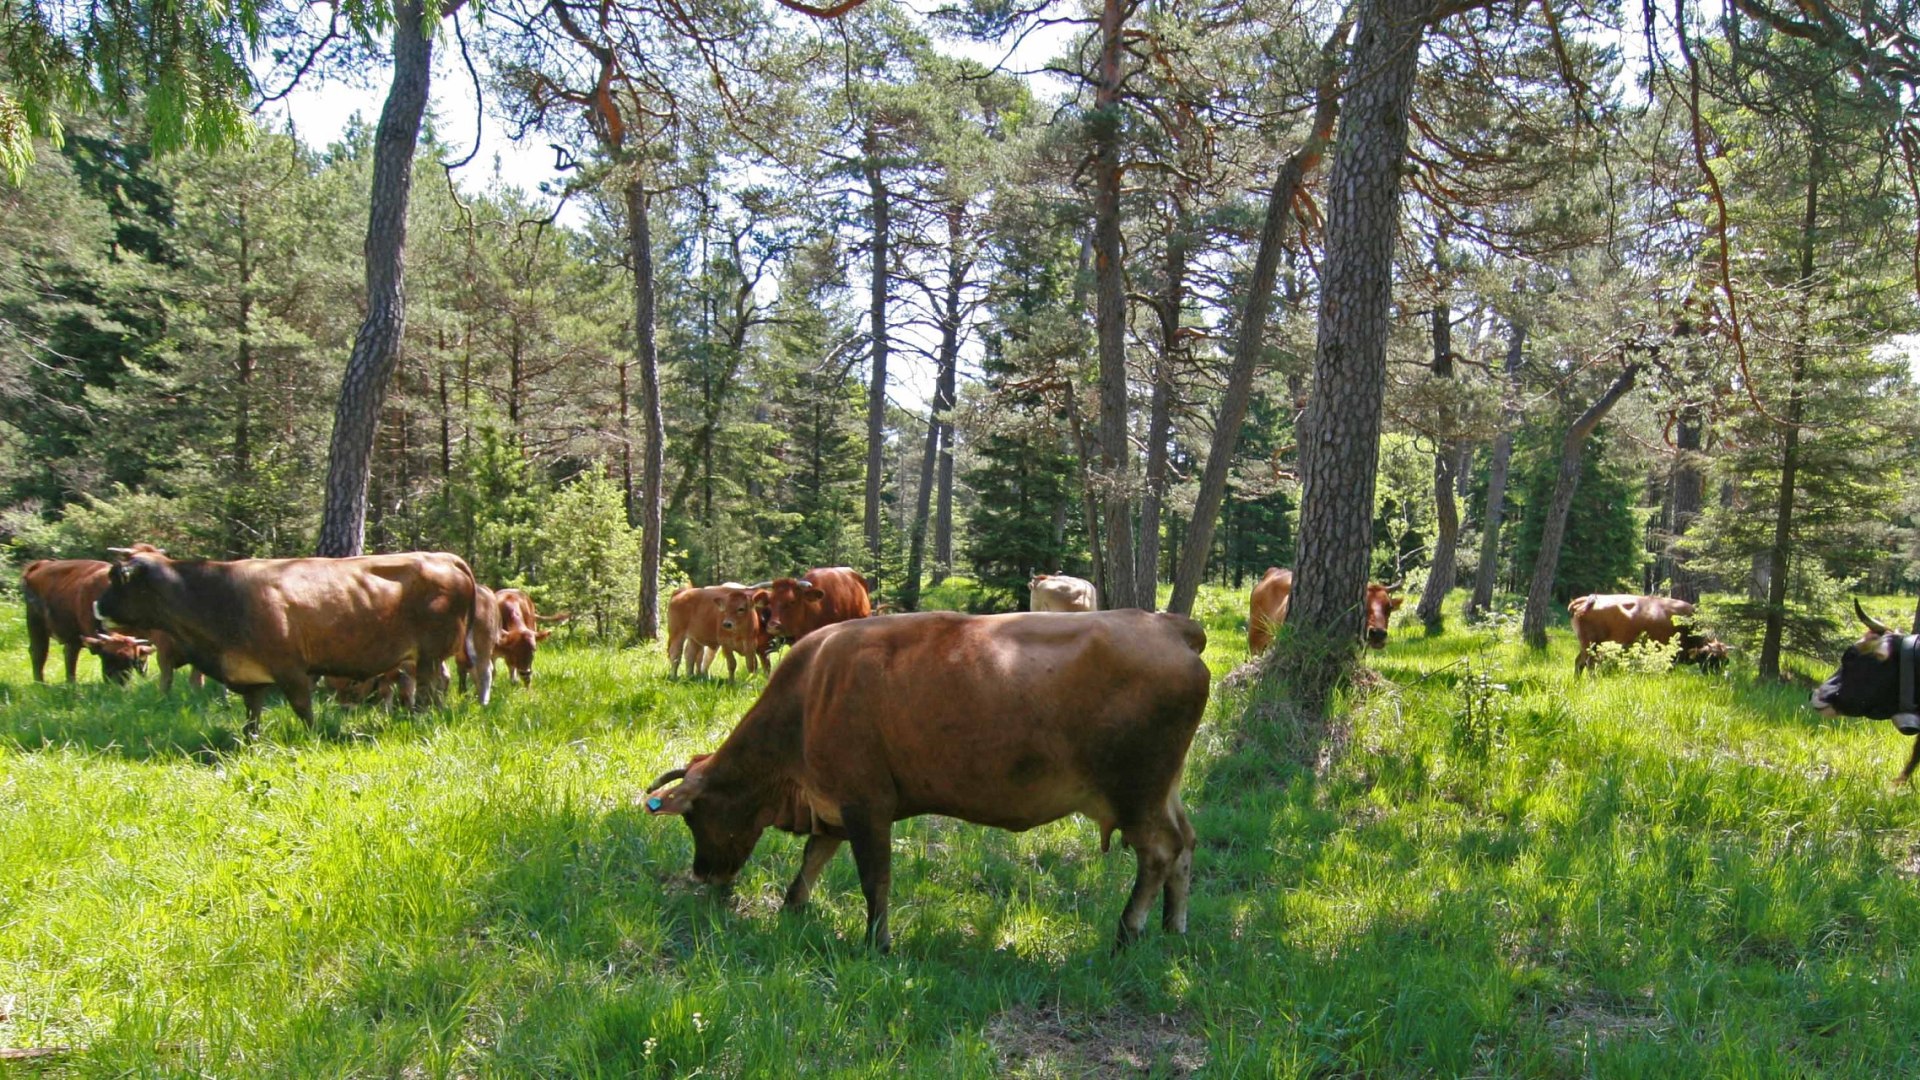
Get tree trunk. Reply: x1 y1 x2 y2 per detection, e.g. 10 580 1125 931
1758 139 1822 679
1668 404 1704 603
901 212 966 611
315 0 445 557
229 206 254 558
627 178 664 641
863 136 890 568
1468 320 1526 619
932 404 955 584
1415 254 1458 631
1166 14 1351 616
1136 211 1186 611
1066 232 1104 597
1268 0 1428 704
1092 0 1137 611
1521 364 1640 649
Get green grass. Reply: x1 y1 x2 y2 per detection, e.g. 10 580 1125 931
3 586 1919 1076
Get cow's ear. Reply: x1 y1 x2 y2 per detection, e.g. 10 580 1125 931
535 628 551 642
137 643 156 657
752 591 770 610
1389 596 1405 611
804 587 825 602
80 634 103 648
712 594 727 608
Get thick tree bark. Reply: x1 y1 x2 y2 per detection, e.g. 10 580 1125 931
1521 364 1640 649
932 403 955 584
1166 14 1352 616
1468 320 1526 619
1092 0 1137 610
863 136 890 568
627 178 664 641
316 0 446 557
1414 285 1459 631
228 206 254 558
1066 233 1105 598
1136 213 1186 610
1270 0 1428 701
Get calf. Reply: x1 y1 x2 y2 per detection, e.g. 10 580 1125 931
1029 572 1098 612
644 609 1211 951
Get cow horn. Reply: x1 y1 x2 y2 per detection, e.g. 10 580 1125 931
1856 598 1893 635
746 580 774 590
132 638 152 646
107 547 136 557
795 579 813 590
646 766 688 792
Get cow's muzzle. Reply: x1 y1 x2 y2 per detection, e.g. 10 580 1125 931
1366 629 1388 649
1810 680 1840 718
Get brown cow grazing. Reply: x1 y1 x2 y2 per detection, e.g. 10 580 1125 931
1568 593 1726 675
1247 571 1401 653
644 609 1210 952
1247 568 1293 655
1030 572 1098 612
23 558 158 684
95 549 483 737
1364 583 1404 649
493 588 567 687
756 567 872 644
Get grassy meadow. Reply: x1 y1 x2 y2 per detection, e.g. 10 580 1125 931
3 585 1920 1077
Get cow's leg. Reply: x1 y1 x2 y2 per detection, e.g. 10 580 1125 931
1161 794 1197 934
27 614 49 683
472 653 493 706
281 674 316 728
667 631 685 678
239 686 269 739
1116 811 1183 948
721 647 738 680
841 805 895 953
783 834 844 910
1899 737 1920 786
62 640 81 683
158 656 174 694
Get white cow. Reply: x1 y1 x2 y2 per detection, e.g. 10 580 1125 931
1029 573 1099 612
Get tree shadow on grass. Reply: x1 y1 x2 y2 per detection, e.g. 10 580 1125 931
0 678 476 762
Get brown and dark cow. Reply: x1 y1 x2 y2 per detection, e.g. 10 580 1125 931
95 549 483 736
756 566 872 644
1813 602 1920 782
1246 570 1401 653
644 608 1210 952
493 588 567 688
1568 593 1726 675
23 558 163 684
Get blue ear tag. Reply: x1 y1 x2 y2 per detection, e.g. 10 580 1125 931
647 796 664 812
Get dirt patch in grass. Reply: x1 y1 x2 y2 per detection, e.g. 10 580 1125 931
1544 993 1666 1050
986 1005 1207 1078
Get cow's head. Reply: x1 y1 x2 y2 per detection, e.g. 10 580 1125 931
1365 584 1404 649
716 587 766 636
1677 629 1729 674
82 632 153 682
644 754 767 887
496 628 546 687
757 577 822 641
97 547 180 632
1813 601 1920 733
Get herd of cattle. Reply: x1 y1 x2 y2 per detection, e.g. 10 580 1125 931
19 547 1918 951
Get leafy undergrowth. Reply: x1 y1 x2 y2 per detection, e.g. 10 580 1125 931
2 589 1917 1077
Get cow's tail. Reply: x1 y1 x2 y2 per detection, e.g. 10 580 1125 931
457 560 485 694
